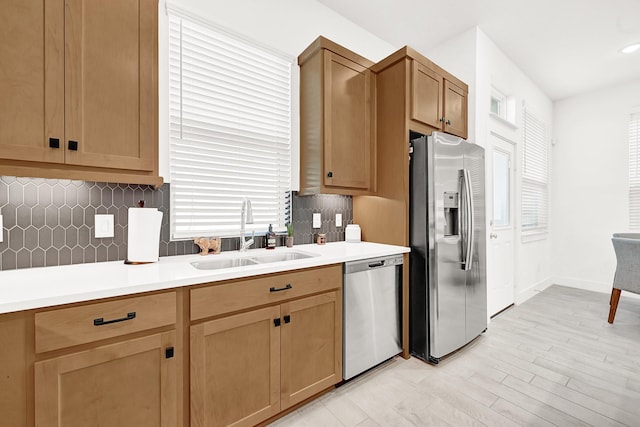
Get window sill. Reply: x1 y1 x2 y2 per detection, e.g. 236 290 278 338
490 113 518 130
521 230 548 243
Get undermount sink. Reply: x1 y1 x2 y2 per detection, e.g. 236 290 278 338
191 257 259 270
250 252 315 263
190 251 318 270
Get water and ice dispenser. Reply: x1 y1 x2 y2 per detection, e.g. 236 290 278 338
443 191 459 236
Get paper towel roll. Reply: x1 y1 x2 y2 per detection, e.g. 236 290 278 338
127 207 163 263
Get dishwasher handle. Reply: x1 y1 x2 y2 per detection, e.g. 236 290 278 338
344 255 404 274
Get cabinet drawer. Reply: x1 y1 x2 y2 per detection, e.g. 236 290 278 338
191 264 342 321
35 292 176 353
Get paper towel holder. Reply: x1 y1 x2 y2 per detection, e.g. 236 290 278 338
124 200 163 265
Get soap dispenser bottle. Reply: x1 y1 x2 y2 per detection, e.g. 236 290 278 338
266 224 276 249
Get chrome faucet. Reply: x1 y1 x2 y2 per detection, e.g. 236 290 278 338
239 198 254 251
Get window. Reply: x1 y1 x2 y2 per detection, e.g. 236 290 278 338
629 112 640 230
490 89 506 118
168 11 292 240
521 108 548 234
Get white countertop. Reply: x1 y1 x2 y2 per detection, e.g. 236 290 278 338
0 242 409 314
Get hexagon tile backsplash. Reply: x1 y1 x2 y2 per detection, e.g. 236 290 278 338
0 177 352 271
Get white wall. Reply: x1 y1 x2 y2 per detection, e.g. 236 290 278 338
427 27 554 304
157 0 396 184
552 79 640 293
475 29 554 303
425 28 478 148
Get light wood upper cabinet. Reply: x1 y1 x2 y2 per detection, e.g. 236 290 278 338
0 0 161 187
410 59 468 139
0 0 64 164
411 61 443 130
299 37 376 195
443 79 468 139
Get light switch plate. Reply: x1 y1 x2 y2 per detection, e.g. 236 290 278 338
95 214 114 238
335 213 342 228
0 214 3 243
312 213 321 229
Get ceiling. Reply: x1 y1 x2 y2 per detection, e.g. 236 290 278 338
317 0 640 101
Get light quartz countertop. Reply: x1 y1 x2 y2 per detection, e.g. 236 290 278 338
0 241 409 314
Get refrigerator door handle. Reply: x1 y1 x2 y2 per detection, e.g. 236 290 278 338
463 168 474 271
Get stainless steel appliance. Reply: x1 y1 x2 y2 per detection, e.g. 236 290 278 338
343 255 403 380
409 131 486 364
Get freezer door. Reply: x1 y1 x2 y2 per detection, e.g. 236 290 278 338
463 142 488 340
429 133 468 358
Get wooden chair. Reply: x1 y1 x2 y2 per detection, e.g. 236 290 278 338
608 233 640 323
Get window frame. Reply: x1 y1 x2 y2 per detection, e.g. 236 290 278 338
167 8 294 241
521 107 549 238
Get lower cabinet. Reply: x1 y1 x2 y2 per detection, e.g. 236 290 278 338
35 331 177 427
33 291 179 427
191 290 342 427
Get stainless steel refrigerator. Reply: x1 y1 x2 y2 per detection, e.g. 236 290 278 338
409 131 487 364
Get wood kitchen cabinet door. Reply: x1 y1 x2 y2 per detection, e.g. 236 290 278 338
0 0 64 164
190 306 281 427
280 291 342 410
411 61 443 130
35 331 177 427
64 0 156 171
443 79 468 139
323 50 374 191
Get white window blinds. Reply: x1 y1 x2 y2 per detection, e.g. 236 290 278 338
168 12 292 240
629 113 640 230
522 109 548 234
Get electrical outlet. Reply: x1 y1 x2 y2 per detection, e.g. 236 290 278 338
95 214 114 238
335 213 342 227
0 214 3 243
312 212 321 229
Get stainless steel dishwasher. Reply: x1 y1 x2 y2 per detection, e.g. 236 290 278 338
343 255 403 380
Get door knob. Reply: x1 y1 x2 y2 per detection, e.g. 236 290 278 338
490 232 498 239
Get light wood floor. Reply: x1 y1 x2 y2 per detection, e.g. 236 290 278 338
270 285 640 426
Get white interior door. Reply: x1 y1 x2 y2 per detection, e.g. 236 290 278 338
487 133 515 316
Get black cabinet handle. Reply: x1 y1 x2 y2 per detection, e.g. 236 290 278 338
269 284 292 292
68 140 78 151
274 318 281 327
446 120 451 126
284 315 291 324
439 117 445 123
327 171 333 178
49 138 60 149
165 347 174 359
94 311 136 326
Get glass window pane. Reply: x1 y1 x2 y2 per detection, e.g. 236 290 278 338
493 151 510 227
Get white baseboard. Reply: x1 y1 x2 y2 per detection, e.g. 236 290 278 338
515 277 552 305
551 276 640 300
550 276 611 295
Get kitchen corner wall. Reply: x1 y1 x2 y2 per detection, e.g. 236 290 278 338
0 176 352 271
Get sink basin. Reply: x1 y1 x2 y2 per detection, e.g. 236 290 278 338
191 257 259 270
190 250 318 270
251 252 316 263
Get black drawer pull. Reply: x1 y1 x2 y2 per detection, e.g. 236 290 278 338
49 138 60 149
270 284 292 292
284 315 291 324
274 318 281 327
68 140 78 151
94 311 136 326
